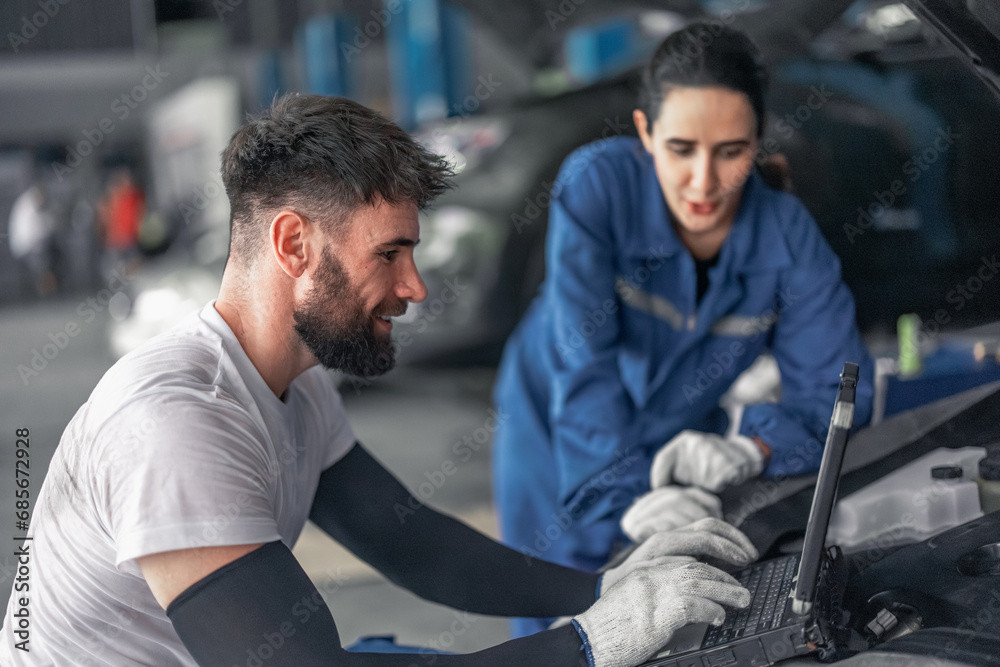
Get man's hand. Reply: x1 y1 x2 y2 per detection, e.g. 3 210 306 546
602 518 757 594
137 543 264 610
650 431 765 493
574 561 751 667
620 486 722 543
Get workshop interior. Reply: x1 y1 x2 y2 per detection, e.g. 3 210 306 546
1 0 999 665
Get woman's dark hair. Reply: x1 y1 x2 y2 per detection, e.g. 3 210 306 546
638 22 768 137
221 93 453 264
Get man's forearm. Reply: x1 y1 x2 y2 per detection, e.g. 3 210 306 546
392 501 600 617
309 443 599 618
169 540 591 666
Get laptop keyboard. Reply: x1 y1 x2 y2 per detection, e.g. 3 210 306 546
702 553 800 648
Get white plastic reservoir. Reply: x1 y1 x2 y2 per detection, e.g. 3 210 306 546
827 446 986 553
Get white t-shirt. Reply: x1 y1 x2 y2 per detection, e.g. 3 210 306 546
0 301 356 666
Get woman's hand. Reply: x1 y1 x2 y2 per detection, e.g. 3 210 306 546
621 486 723 543
650 431 766 493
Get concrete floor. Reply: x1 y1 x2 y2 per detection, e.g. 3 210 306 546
0 296 511 655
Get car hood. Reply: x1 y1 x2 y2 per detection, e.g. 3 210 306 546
905 0 1000 99
451 0 862 66
449 0 702 68
452 0 1000 95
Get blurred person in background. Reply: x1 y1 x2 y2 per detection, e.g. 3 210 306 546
8 182 57 297
98 166 145 276
491 22 874 637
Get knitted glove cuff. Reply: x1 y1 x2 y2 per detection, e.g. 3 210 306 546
571 618 598 667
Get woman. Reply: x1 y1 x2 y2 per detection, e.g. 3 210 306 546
491 22 873 637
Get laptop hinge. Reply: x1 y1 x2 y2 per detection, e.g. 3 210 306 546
804 546 855 661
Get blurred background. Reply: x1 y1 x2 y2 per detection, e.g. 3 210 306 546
1 0 1000 653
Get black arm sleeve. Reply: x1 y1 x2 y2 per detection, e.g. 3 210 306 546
308 442 599 618
166 540 589 666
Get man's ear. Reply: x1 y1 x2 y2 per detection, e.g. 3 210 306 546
633 109 654 153
270 210 313 279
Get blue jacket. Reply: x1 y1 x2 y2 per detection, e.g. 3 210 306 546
493 137 874 540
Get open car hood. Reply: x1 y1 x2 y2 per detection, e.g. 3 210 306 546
905 0 1000 99
450 0 872 67
453 0 1000 95
448 0 702 68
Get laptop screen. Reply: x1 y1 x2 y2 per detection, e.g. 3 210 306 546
791 362 859 616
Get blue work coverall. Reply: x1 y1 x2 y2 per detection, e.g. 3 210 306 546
492 137 873 637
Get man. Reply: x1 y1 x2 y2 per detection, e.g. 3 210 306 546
0 94 756 666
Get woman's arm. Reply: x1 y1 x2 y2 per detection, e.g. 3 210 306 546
739 203 874 477
543 147 646 522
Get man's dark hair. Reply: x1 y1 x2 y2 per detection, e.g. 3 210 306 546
639 22 768 138
221 93 453 264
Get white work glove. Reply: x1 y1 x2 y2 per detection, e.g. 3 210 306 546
602 517 758 594
720 354 781 440
620 486 722 543
650 430 765 493
721 354 781 407
574 562 751 667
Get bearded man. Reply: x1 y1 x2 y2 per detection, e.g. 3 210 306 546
0 94 755 667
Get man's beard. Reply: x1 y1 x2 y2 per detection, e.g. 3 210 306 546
293 248 404 377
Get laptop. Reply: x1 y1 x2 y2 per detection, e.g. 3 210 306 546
643 361 860 667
